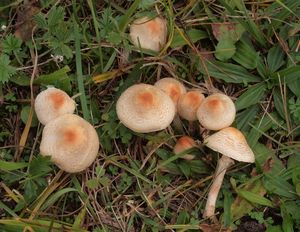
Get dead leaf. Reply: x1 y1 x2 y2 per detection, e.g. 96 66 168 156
14 3 39 42
262 157 275 173
199 223 231 232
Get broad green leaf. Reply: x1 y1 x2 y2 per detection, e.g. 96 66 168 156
21 105 38 127
170 29 207 48
200 60 261 84
247 113 279 147
266 226 283 232
267 45 285 73
0 160 28 171
263 173 297 199
211 22 244 42
236 105 259 131
272 65 300 85
273 87 288 119
237 189 273 207
34 66 71 92
231 179 266 221
281 204 294 232
235 83 266 111
10 72 30 86
215 38 236 61
232 39 259 69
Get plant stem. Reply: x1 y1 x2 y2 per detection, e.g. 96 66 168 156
203 155 234 219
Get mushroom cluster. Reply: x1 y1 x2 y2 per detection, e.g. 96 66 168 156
116 78 255 220
35 87 99 173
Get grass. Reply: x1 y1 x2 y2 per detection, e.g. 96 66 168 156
0 0 300 231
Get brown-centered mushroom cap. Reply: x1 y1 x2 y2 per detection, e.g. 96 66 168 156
40 114 99 173
177 90 205 121
154 78 186 106
35 87 76 125
173 136 196 160
204 127 255 163
197 93 235 130
116 84 176 133
129 16 167 52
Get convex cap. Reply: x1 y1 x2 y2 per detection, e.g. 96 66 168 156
204 127 255 163
40 114 99 173
197 93 235 130
116 84 175 133
177 90 205 121
129 16 167 52
173 136 196 160
35 87 75 125
154 78 186 106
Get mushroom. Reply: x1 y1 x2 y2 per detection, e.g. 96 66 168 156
35 87 76 125
197 93 235 130
173 136 197 160
177 90 205 121
129 16 167 52
154 78 187 107
116 83 176 133
40 114 99 173
203 127 255 219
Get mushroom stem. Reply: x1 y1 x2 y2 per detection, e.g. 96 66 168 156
203 155 234 219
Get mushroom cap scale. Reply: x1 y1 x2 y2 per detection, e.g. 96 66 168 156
154 78 186 105
204 127 255 163
129 17 167 52
40 114 99 173
197 93 235 130
34 87 76 125
177 90 205 121
116 84 176 133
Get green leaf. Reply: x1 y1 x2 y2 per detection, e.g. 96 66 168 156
263 173 297 199
215 38 236 61
267 45 285 73
0 160 28 171
232 39 259 69
236 105 259 131
29 156 52 177
34 66 71 92
235 83 266 111
0 54 16 83
281 204 294 232
200 60 261 84
237 189 273 207
2 34 22 55
34 13 48 29
273 88 288 119
48 6 65 28
272 65 300 85
21 105 39 127
170 29 207 48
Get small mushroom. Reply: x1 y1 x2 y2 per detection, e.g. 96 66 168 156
129 16 167 52
40 114 99 173
177 90 205 121
116 84 176 133
203 127 255 219
197 93 235 130
34 87 76 125
154 78 186 107
173 136 196 160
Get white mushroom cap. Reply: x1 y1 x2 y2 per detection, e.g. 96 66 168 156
116 84 176 133
154 78 186 106
40 114 99 173
129 16 167 52
204 127 255 163
197 93 235 130
177 90 205 121
34 87 76 125
173 136 196 160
